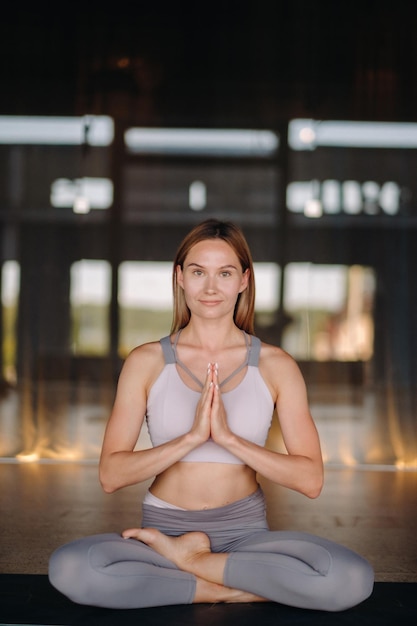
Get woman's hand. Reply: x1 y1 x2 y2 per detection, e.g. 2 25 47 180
189 364 215 445
190 363 232 446
207 364 233 445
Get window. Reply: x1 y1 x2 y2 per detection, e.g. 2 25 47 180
70 260 111 355
118 261 172 355
1 261 20 382
282 263 375 361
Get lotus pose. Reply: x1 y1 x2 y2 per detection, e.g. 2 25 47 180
49 219 374 611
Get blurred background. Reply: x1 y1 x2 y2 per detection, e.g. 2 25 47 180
0 0 416 467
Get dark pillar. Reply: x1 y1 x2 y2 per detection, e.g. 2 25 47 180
16 223 72 455
373 228 417 465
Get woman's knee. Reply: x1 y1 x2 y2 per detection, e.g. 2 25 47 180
320 554 374 612
48 540 91 603
48 534 118 604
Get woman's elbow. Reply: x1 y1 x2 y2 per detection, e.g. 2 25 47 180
306 481 323 499
305 468 324 499
100 480 117 494
99 475 116 494
99 461 119 494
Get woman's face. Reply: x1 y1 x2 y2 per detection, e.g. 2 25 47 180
176 239 249 322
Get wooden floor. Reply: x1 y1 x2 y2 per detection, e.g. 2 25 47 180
1 460 416 582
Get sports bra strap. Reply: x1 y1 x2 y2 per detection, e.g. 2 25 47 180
172 331 206 389
160 335 176 364
247 335 261 366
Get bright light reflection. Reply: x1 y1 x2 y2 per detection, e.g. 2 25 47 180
396 459 417 469
50 178 113 210
289 119 417 149
125 128 279 157
189 181 207 211
2 261 20 307
0 116 114 145
287 180 401 216
304 199 323 218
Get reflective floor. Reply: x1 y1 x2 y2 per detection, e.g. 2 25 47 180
1 461 417 582
1 379 416 583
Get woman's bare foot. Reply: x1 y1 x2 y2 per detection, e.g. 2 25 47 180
122 527 268 603
123 528 210 569
122 527 226 583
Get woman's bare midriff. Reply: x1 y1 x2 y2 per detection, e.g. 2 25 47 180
149 462 258 510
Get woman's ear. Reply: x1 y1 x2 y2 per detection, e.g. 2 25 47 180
176 264 184 288
239 268 250 293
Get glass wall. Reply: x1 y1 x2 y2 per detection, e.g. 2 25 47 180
1 260 20 382
282 263 375 362
0 118 416 468
70 260 111 356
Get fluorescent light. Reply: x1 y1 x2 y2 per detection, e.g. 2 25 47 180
304 199 323 218
188 181 207 211
287 179 401 216
50 178 113 210
0 116 114 145
125 128 279 157
289 119 417 149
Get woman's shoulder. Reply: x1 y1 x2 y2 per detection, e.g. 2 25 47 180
129 338 164 358
258 338 292 362
121 338 166 383
258 339 304 382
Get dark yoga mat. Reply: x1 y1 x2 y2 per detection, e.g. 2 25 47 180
0 575 416 626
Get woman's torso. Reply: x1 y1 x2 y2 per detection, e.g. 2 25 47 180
145 332 275 510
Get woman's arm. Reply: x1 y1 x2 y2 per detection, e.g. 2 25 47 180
210 345 324 499
99 342 212 493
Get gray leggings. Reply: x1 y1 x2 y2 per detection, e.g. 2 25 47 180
48 489 374 612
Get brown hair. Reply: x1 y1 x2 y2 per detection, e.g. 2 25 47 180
171 219 255 334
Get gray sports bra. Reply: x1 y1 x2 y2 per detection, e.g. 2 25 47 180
145 333 274 464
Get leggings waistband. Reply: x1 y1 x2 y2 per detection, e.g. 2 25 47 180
141 487 267 538
143 491 187 510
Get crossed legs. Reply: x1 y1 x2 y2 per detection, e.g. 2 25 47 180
123 526 374 611
49 526 374 610
123 527 267 603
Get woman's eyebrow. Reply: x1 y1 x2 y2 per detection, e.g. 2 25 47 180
185 261 237 270
185 262 239 270
185 262 204 269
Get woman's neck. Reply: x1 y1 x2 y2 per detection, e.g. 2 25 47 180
179 320 244 351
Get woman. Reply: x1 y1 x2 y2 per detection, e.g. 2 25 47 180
49 219 374 611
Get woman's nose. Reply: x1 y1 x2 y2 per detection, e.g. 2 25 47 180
205 275 217 292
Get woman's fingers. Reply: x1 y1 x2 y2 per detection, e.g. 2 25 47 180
190 364 214 442
210 369 231 444
199 363 214 406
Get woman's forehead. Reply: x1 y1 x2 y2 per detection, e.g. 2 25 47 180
184 239 239 264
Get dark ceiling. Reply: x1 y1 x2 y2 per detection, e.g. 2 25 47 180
1 1 417 126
